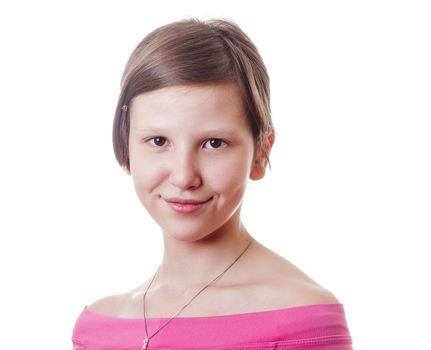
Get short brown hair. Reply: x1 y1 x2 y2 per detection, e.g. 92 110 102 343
113 18 274 172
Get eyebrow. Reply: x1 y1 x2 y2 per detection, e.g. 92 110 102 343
135 127 240 137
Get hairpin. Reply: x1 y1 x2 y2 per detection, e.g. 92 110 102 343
121 105 128 112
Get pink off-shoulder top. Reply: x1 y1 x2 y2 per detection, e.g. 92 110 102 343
71 303 353 349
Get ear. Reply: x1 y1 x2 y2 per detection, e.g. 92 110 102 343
250 131 275 181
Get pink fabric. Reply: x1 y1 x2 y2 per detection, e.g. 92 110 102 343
72 303 352 349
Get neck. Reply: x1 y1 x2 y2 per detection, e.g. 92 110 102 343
154 218 253 294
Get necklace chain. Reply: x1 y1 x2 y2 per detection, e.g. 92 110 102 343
141 238 254 349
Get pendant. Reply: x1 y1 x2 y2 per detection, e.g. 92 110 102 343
142 336 149 350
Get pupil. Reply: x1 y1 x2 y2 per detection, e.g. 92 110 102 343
210 139 221 148
155 137 165 146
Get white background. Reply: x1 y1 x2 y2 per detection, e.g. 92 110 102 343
1 1 430 349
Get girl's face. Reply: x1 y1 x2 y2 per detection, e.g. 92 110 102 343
128 83 268 242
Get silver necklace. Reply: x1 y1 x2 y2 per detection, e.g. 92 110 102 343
141 238 254 350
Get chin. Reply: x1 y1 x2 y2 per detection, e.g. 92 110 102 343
162 224 221 243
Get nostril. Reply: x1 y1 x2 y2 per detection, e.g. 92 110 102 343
169 171 202 189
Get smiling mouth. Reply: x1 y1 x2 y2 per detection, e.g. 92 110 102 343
163 197 213 214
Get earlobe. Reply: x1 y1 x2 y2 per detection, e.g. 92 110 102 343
249 158 266 181
249 131 275 181
249 147 268 181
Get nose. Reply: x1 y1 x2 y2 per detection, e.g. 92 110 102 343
169 148 202 190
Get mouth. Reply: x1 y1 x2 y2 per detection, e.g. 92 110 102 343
163 196 213 214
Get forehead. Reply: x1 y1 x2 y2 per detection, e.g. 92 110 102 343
129 83 249 131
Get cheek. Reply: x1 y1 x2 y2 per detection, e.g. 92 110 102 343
130 155 165 198
204 154 252 194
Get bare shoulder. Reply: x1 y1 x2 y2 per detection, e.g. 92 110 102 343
240 241 340 309
86 292 128 316
85 242 339 317
278 276 340 306
86 280 151 317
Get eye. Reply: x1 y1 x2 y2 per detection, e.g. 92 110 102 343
147 136 167 147
204 138 227 149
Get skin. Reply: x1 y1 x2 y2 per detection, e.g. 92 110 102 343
88 83 338 318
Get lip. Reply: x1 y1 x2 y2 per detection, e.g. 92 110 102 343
164 197 212 214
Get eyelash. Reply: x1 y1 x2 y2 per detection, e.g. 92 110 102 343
145 137 228 150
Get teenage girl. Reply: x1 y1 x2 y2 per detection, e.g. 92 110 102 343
72 18 352 350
